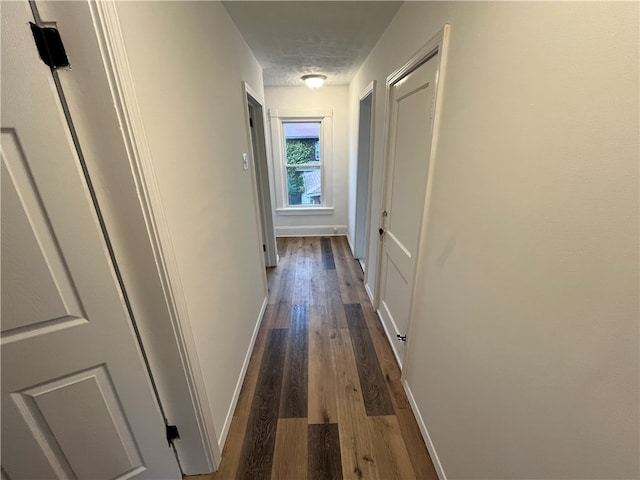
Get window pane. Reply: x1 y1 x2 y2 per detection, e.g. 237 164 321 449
287 166 321 206
284 122 320 166
284 122 321 206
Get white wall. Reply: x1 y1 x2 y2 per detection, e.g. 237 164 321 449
349 2 639 478
265 86 349 237
115 1 267 459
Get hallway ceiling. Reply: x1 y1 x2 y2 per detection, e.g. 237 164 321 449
222 1 403 86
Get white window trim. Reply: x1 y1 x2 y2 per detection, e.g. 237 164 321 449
269 108 333 214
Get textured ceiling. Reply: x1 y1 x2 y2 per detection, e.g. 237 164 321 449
222 1 403 86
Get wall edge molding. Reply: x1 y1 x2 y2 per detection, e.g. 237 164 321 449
402 378 447 480
90 1 219 469
218 295 269 450
364 282 375 305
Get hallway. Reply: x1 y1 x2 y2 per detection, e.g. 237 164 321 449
208 236 438 479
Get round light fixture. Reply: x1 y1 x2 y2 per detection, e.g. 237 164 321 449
301 74 327 89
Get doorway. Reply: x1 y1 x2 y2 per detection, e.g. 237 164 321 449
244 84 277 268
376 28 449 370
354 82 375 272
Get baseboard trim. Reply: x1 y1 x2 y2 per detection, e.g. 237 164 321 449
346 234 355 255
275 225 347 237
218 295 268 451
364 282 375 305
402 378 447 480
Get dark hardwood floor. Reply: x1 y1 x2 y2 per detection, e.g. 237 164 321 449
198 236 438 480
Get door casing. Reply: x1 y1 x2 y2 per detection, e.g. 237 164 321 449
373 24 451 480
353 81 376 270
375 26 451 370
33 0 220 473
244 82 278 268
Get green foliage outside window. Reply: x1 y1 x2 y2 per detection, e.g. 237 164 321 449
286 139 317 205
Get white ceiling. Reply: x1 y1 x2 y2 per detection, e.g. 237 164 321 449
222 1 403 86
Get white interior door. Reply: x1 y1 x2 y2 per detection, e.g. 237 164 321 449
248 98 277 268
377 55 438 369
1 3 181 479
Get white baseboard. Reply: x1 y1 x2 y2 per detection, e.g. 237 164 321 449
402 378 447 480
346 234 355 255
218 295 268 451
364 282 375 305
275 225 347 237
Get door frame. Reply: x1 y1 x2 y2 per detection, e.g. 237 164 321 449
243 82 278 268
374 25 451 369
354 81 376 272
57 0 220 472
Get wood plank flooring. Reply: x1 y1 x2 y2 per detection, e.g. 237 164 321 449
202 237 438 480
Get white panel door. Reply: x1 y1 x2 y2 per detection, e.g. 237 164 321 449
377 55 438 369
0 3 181 479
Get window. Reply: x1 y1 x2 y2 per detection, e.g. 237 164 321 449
284 122 321 206
269 108 333 214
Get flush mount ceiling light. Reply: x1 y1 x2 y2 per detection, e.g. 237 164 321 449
302 74 327 89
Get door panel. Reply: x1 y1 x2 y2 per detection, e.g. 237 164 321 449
9 366 144 480
380 256 412 334
1 133 86 338
1 3 180 478
378 56 438 368
388 89 431 261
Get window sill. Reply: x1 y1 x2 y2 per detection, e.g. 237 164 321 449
276 207 334 216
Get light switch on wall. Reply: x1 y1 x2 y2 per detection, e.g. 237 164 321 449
242 153 249 170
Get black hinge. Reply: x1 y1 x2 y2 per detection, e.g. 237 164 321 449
29 23 69 69
396 334 407 342
165 424 180 447
249 117 254 128
263 244 266 252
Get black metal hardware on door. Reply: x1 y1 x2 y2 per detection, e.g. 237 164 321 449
396 334 407 342
165 424 180 447
30 23 69 69
379 228 385 236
